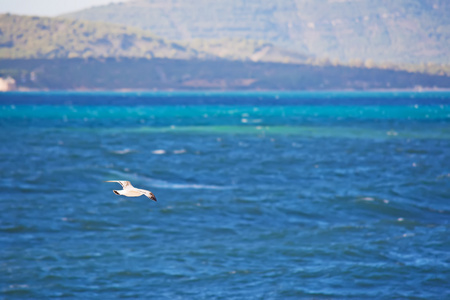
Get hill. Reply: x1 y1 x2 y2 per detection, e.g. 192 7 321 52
0 14 309 63
1 13 449 91
63 0 450 65
1 58 449 91
0 14 203 59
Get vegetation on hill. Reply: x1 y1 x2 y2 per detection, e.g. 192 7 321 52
1 13 449 91
184 38 309 64
1 58 449 91
1 13 449 77
63 0 450 64
0 14 312 64
0 14 205 59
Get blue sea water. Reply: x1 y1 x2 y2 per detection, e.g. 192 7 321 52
1 91 449 299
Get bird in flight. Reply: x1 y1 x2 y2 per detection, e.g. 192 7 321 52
105 180 157 201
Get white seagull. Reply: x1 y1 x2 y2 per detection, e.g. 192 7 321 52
105 180 157 201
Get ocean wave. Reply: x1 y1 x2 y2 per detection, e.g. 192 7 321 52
111 148 134 155
152 149 166 155
173 149 187 154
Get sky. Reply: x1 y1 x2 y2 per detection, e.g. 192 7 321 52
0 0 125 17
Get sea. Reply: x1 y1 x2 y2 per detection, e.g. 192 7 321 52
1 91 449 299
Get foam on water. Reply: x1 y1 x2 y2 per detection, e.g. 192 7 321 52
2 104 450 120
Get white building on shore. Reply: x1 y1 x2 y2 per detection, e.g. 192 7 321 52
0 77 17 91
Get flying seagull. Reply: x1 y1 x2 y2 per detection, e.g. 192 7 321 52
105 180 157 201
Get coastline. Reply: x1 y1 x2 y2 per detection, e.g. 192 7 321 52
5 87 450 94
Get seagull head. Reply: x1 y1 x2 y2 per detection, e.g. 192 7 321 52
145 192 157 202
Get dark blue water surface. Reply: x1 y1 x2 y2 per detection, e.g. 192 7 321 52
1 91 449 299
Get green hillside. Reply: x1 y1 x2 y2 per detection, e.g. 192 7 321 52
0 14 204 59
63 0 450 64
183 38 309 64
0 14 311 64
2 58 449 91
1 12 449 92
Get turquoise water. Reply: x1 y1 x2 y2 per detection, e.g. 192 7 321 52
1 91 449 299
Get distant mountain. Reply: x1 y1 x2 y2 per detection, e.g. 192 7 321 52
1 13 449 91
2 58 449 91
183 38 310 64
0 14 203 59
62 0 450 64
0 14 310 64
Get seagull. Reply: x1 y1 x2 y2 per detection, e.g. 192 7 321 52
105 180 157 201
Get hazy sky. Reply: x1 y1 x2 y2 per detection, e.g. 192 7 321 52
0 0 125 17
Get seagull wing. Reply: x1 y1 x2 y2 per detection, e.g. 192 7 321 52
105 180 132 188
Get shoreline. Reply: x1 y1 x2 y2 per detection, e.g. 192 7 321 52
2 88 450 95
